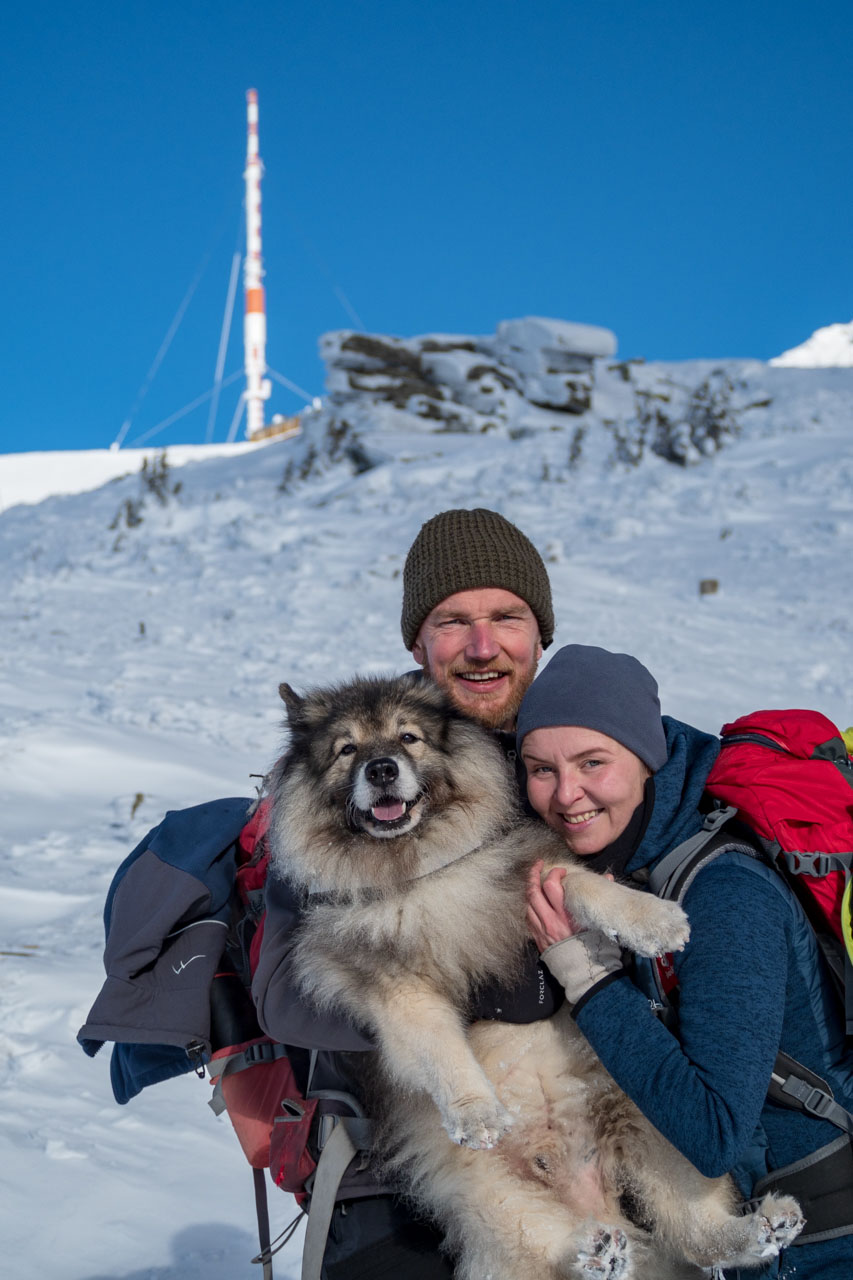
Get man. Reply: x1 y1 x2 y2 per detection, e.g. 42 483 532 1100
252 507 559 1280
402 507 552 730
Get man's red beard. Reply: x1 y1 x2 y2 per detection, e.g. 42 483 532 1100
433 661 538 731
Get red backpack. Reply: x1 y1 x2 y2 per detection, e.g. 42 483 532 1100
652 709 853 1020
650 711 850 1018
707 709 853 974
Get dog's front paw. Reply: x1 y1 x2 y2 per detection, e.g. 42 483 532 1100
619 896 690 958
574 1225 629 1278
443 1097 514 1149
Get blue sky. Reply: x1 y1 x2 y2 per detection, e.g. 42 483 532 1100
3 0 851 454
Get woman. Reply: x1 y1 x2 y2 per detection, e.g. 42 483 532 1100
519 644 853 1280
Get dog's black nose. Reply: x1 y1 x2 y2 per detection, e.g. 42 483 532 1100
365 757 399 786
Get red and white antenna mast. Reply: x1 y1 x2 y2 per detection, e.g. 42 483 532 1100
243 89 270 439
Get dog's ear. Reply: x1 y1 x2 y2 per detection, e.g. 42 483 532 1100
279 682 304 721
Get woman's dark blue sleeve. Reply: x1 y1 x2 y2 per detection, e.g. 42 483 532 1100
574 862 790 1178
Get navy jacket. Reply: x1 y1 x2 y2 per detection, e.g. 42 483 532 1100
78 797 253 1104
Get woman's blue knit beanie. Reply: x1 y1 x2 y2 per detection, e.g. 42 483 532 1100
516 644 667 772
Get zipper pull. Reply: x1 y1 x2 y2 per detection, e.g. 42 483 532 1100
186 1041 208 1078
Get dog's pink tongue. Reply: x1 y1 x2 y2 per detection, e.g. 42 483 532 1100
372 800 405 821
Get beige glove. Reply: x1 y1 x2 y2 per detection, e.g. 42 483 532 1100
541 929 623 1004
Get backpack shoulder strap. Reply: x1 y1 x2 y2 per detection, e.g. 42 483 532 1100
647 812 853 1153
648 805 751 903
300 1117 373 1280
770 1050 853 1136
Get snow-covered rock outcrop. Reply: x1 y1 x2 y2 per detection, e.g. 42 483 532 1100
321 317 617 433
283 317 787 484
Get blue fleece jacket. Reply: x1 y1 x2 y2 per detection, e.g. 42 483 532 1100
573 717 853 1279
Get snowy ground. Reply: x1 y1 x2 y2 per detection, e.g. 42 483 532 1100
0 365 851 1278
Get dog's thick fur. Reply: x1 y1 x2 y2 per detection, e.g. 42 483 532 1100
268 674 803 1280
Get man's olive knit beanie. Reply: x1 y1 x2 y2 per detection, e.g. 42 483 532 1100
401 508 554 650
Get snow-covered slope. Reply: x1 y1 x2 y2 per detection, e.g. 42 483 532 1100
770 319 853 367
1 340 852 1279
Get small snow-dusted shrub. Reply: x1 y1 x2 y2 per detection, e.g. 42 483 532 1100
140 452 182 505
109 496 144 532
109 451 182 541
611 368 744 467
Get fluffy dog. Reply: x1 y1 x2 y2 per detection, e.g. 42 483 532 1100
267 673 803 1280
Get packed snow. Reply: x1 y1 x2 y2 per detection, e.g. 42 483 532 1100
1 334 852 1279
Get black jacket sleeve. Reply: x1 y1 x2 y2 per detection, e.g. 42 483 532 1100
251 870 374 1052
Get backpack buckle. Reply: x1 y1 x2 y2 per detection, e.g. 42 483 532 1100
781 850 848 878
799 1087 837 1121
316 1114 338 1151
780 1074 835 1119
702 804 737 834
243 1040 281 1066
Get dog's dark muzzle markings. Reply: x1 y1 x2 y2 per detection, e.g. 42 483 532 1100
351 753 425 835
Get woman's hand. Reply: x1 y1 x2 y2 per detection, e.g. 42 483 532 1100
527 860 623 1003
526 860 581 952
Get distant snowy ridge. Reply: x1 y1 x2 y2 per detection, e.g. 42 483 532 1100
0 439 265 511
770 319 853 367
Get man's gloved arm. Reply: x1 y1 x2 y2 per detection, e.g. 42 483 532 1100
251 871 374 1051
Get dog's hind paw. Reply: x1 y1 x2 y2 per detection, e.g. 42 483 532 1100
443 1097 514 1149
713 1193 805 1268
575 1225 629 1278
752 1194 805 1258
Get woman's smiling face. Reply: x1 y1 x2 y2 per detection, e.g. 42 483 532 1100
522 725 649 856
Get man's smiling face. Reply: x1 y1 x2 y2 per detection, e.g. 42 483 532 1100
412 588 542 730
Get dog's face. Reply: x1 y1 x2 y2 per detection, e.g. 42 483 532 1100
271 674 517 893
279 675 461 840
